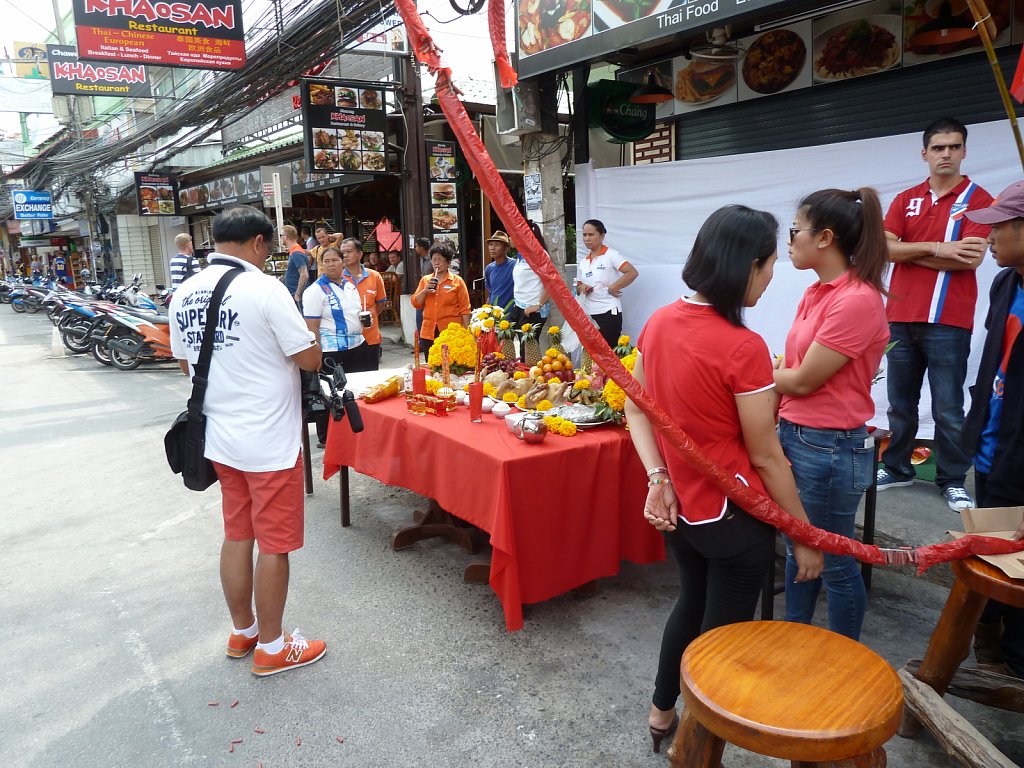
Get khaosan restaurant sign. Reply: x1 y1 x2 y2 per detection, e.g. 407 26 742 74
515 0 790 78
71 0 246 71
48 44 151 97
299 77 389 176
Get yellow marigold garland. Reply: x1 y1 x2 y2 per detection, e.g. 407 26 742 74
544 415 577 436
601 351 637 414
427 323 478 373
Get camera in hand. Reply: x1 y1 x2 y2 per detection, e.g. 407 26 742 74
300 360 364 433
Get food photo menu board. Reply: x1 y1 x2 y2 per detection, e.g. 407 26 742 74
617 0 1022 117
903 0 1012 66
810 0 902 84
135 172 179 217
426 140 461 257
301 78 388 175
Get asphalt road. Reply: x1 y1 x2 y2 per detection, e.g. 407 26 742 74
1 306 1021 767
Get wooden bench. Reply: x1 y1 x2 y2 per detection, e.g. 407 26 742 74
669 621 903 767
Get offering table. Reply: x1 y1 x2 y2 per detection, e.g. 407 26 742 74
323 397 665 631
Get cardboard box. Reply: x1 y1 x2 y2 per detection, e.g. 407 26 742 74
948 507 1024 580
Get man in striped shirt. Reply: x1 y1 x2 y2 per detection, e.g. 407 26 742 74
878 117 993 511
169 233 200 289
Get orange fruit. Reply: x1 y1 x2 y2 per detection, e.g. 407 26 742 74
542 364 552 373
541 356 552 365
552 360 563 372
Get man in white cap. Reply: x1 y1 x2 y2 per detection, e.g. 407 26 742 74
960 181 1024 679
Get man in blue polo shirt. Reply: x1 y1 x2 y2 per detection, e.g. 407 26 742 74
484 230 516 310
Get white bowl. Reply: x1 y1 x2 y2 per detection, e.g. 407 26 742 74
480 397 495 413
492 401 512 418
505 412 528 432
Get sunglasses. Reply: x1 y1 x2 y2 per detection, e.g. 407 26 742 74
788 227 820 242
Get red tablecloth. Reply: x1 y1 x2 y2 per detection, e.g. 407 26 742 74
323 399 665 631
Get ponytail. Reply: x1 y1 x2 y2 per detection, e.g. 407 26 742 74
798 187 888 294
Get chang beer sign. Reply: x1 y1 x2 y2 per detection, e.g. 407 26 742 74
587 79 655 143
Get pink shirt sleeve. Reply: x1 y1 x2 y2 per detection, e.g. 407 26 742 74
814 288 882 360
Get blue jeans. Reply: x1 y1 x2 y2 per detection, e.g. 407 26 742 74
779 419 871 640
882 322 972 488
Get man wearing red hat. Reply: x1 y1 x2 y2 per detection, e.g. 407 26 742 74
961 183 1024 678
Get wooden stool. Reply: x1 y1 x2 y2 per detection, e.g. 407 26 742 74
899 556 1024 740
669 622 903 767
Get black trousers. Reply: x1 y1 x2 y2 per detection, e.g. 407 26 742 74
591 310 622 349
316 345 379 443
974 472 1024 677
652 506 775 710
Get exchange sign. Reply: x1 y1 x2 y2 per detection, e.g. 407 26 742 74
13 190 53 220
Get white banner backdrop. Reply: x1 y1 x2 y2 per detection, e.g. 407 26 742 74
574 119 1022 435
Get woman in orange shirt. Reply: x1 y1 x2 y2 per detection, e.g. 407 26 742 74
411 242 471 354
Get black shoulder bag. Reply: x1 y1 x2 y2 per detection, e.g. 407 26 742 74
164 267 243 491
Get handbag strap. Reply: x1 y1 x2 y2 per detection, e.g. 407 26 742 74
186 265 243 416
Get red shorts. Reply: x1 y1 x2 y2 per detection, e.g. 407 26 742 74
213 455 304 554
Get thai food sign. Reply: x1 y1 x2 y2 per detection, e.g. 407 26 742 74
300 77 389 176
515 0 790 78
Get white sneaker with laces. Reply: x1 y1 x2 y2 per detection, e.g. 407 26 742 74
942 485 975 512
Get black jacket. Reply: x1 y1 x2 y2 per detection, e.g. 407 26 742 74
963 268 1024 500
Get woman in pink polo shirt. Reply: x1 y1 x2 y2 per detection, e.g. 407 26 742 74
774 188 890 640
626 205 823 752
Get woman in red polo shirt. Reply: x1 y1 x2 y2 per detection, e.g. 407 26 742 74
774 188 890 641
625 205 823 753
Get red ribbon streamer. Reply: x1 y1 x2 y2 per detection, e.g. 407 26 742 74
392 0 1024 574
489 0 518 89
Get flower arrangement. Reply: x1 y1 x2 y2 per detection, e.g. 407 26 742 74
547 325 563 346
425 379 442 395
595 351 636 424
613 335 635 358
517 321 541 341
544 415 577 436
502 391 518 403
496 319 516 342
428 323 478 373
470 304 508 357
483 381 498 398
535 399 554 412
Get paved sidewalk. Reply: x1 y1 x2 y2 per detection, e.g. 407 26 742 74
1 309 1021 767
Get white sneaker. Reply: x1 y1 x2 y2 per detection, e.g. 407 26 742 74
942 485 975 512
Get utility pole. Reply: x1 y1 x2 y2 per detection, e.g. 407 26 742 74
51 0 100 278
397 51 428 293
521 74 567 321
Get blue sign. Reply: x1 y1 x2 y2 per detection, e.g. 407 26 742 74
13 190 53 220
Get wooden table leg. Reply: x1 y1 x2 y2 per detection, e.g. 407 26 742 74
392 499 480 553
899 578 989 738
668 708 725 767
301 423 313 495
861 440 881 590
339 465 350 528
464 562 490 584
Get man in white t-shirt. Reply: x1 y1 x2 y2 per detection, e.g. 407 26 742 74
169 205 327 678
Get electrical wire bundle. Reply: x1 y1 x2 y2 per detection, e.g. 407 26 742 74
13 0 398 194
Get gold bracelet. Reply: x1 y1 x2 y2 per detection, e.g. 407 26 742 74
646 466 669 477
